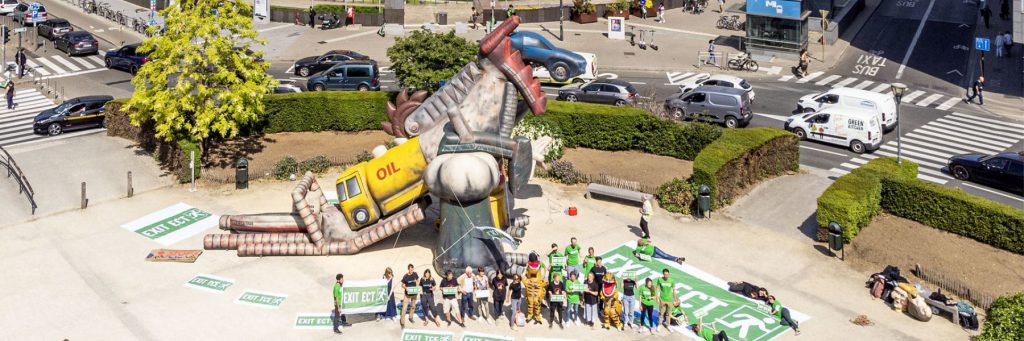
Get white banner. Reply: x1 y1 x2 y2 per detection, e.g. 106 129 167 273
253 0 270 23
339 279 391 314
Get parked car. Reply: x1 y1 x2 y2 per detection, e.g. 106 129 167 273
306 61 380 91
32 95 114 136
54 31 98 56
677 74 756 101
664 86 753 128
104 43 150 74
784 108 883 153
510 31 586 83
948 152 1024 194
556 79 636 106
12 2 47 26
292 50 370 77
272 83 303 93
37 18 72 40
797 87 898 132
0 0 18 15
532 51 596 85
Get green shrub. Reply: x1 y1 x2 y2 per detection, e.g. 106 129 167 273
512 117 565 162
881 176 1024 254
258 92 389 133
356 150 374 163
547 160 581 185
815 157 917 241
311 4 382 14
656 178 698 214
175 139 202 184
299 155 333 174
978 292 1024 341
691 128 799 208
536 101 721 160
273 156 298 180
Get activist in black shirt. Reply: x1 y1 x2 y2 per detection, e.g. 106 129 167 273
510 279 523 299
441 277 459 299
420 277 436 296
623 277 636 296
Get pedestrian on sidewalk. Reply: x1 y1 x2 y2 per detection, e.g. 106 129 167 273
491 271 509 324
509 274 524 329
996 33 1005 57
640 0 648 19
308 7 316 28
964 76 984 105
6 75 15 110
1004 31 1013 57
507 4 516 18
798 48 810 77
1000 0 1009 20
470 6 479 29
657 2 666 23
980 5 991 29
718 0 725 13
638 195 653 239
15 48 26 78
332 273 349 334
706 40 717 66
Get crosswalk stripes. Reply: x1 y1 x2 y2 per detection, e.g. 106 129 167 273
814 75 842 86
0 89 57 147
51 55 82 72
868 83 891 93
831 77 859 88
772 71 964 111
852 80 874 90
935 97 961 110
828 112 1024 185
665 71 702 85
915 94 943 107
795 72 823 83
14 54 106 79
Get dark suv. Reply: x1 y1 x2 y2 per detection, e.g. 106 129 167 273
306 61 379 91
104 44 150 74
33 95 114 136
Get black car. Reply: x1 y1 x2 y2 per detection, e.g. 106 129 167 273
33 95 114 136
948 152 1024 194
104 43 150 74
55 31 99 56
37 18 72 40
292 50 369 77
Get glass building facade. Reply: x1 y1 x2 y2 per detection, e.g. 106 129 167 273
745 0 810 54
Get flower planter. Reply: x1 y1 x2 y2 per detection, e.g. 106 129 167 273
604 9 629 19
572 12 598 24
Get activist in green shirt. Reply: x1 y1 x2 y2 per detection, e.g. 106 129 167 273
768 295 801 334
581 247 596 277
565 272 582 324
548 243 565 281
639 278 657 330
332 274 349 333
634 238 685 264
565 237 582 275
694 317 728 341
655 269 677 328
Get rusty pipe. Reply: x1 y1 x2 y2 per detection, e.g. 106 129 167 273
218 214 306 233
204 233 311 250
237 206 426 257
291 172 327 248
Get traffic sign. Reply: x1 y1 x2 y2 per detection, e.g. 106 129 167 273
13 27 26 33
975 37 991 51
29 3 39 11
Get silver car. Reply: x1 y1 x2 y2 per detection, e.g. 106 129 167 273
664 86 753 128
12 2 47 26
556 79 637 106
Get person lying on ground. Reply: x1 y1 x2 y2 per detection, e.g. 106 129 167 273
694 316 730 341
728 281 769 302
668 298 689 326
767 295 801 335
634 238 685 264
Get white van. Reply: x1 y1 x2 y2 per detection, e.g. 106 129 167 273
796 87 898 132
533 51 596 85
784 108 883 154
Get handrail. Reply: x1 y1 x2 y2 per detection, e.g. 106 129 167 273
0 146 37 214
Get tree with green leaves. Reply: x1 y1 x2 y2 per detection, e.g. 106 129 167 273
126 0 274 147
386 30 478 92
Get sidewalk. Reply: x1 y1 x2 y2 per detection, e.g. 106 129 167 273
965 1 1024 119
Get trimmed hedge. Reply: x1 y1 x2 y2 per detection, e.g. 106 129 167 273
881 176 1024 254
258 91 390 133
691 128 799 208
535 101 721 160
815 157 917 241
978 292 1024 341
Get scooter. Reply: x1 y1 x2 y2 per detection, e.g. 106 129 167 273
320 14 340 30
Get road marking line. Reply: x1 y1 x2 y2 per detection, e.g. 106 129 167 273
39 67 109 80
666 71 693 84
22 60 51 76
961 183 1024 203
916 173 950 184
0 118 36 130
284 64 295 75
907 131 1003 154
915 93 942 107
320 29 379 43
894 142 956 159
935 118 1021 139
51 56 83 72
831 77 859 88
916 125 1012 148
927 121 1018 145
902 133 993 155
895 0 937 79
88 55 106 67
628 81 646 85
778 75 794 81
941 115 1024 135
934 97 960 110
35 57 68 74
839 162 860 169
795 71 823 83
848 158 870 165
380 80 395 83
1 128 105 148
95 29 104 33
950 112 1024 129
851 80 874 90
873 149 946 170
879 145 948 164
868 83 890 93
900 90 925 103
814 74 841 86
799 145 847 156
257 24 292 33
828 168 850 175
71 55 101 69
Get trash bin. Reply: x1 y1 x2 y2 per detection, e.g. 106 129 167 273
436 11 447 25
235 157 249 190
697 184 712 218
827 222 843 251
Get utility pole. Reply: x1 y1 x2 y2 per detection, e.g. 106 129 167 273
820 10 829 62
559 0 564 41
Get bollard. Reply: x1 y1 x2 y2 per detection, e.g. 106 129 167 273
80 182 88 209
127 171 134 198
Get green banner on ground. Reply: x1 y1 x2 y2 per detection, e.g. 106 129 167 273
599 241 809 341
120 203 219 246
401 329 455 341
184 274 234 293
294 313 334 330
340 279 390 313
236 290 287 308
461 331 514 341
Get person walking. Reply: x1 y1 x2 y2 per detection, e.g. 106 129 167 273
509 274 524 329
706 40 717 66
1000 0 1009 20
996 33 1005 58
655 269 677 331
1004 31 1013 57
981 5 992 29
798 49 810 77
964 76 985 105
458 267 477 321
565 271 582 326
638 195 653 239
440 270 464 326
470 6 479 29
657 2 666 23
15 48 27 78
621 274 638 330
420 269 442 327
474 267 493 324
6 81 14 110
507 4 516 18
332 274 350 334
564 237 582 276
400 264 420 328
378 268 398 321
767 295 801 335
547 273 566 329
718 0 725 13
308 7 316 28
639 278 657 334
491 271 509 324
640 0 648 19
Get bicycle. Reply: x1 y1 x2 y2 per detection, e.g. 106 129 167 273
727 53 759 72
716 15 743 30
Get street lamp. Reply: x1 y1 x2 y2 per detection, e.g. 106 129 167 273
890 83 907 164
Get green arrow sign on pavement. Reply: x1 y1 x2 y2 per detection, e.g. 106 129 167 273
120 203 219 246
236 290 288 308
294 313 335 329
599 241 810 341
184 274 234 293
401 329 454 341
460 331 514 341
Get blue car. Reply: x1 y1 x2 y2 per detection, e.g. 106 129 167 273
510 31 586 83
104 43 150 75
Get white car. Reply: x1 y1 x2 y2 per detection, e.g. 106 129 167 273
678 74 755 101
0 0 18 15
533 51 597 85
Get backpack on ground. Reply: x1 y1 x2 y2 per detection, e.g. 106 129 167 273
870 277 885 299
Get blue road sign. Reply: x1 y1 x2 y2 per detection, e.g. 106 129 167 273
975 37 991 51
29 3 39 11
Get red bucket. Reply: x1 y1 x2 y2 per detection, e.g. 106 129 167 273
568 206 578 216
